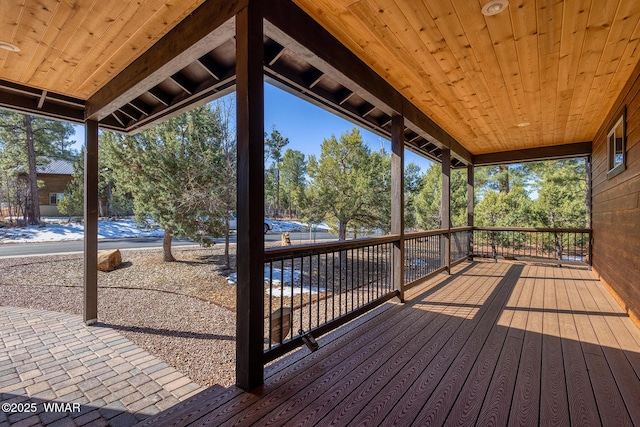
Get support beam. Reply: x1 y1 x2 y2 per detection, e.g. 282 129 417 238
0 81 85 124
442 148 451 273
473 141 592 166
83 120 99 325
467 164 474 261
262 0 471 165
85 0 242 121
236 1 265 391
391 115 405 302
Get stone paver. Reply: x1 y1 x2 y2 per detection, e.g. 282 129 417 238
0 307 205 426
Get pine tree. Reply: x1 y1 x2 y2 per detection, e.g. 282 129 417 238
107 105 226 261
264 127 289 218
303 128 388 240
279 149 306 217
414 164 467 230
0 111 75 224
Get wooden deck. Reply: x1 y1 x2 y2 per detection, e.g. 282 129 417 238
137 260 640 427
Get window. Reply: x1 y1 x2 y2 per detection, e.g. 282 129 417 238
49 193 65 205
607 106 626 179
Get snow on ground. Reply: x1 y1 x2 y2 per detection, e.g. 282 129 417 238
267 219 329 233
0 217 330 244
226 267 326 295
0 218 164 243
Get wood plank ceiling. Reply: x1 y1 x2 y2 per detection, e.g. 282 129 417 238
0 0 639 157
292 0 640 154
0 0 205 100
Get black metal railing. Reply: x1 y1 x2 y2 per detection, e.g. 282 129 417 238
262 226 591 361
451 226 473 264
263 235 398 361
404 229 446 288
473 227 591 264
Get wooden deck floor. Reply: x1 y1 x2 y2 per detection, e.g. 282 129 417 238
137 260 640 427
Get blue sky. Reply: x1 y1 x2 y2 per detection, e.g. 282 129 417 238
70 83 434 172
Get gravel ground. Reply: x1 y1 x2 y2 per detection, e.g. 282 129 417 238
0 245 238 387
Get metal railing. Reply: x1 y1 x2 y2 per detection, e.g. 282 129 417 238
451 226 473 264
262 226 590 360
473 227 591 264
404 229 446 288
263 235 398 361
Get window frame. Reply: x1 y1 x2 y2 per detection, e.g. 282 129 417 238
49 193 65 205
606 105 626 180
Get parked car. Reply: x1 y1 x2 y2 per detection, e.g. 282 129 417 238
227 215 271 234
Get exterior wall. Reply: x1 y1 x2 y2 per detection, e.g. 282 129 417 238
592 60 640 325
38 174 72 216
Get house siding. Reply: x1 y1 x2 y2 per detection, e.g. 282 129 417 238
38 174 72 216
592 59 640 325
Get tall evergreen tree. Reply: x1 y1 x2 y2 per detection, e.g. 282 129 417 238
529 158 587 228
0 111 74 224
279 148 306 217
264 127 289 218
302 128 388 240
414 164 467 230
107 105 226 261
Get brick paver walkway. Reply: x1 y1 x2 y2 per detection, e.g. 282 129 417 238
0 306 205 427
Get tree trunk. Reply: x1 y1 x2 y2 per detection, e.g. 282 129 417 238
24 115 40 225
498 165 510 194
224 216 230 270
163 229 175 262
338 219 347 241
275 169 280 219
106 181 112 217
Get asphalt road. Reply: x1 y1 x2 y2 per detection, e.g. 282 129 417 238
0 231 337 258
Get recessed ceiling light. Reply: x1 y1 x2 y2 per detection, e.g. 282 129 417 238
0 41 20 52
482 0 509 16
517 122 530 127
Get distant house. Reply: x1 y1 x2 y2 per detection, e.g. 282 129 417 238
35 159 74 216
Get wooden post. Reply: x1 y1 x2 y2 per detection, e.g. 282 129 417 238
586 155 593 267
236 1 265 391
442 148 451 273
83 120 99 325
391 115 404 302
467 163 474 261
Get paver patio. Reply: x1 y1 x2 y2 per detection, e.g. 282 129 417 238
0 307 206 427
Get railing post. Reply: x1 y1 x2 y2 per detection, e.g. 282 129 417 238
441 148 451 273
236 1 265 391
391 115 405 302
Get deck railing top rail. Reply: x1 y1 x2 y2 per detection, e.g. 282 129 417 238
264 234 401 261
475 226 592 233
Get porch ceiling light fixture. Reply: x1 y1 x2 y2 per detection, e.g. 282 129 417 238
482 0 509 16
517 122 530 127
0 41 20 52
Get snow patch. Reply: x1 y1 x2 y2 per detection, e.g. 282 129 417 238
0 218 163 243
226 266 326 295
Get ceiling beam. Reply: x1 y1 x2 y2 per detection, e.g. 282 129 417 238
37 91 47 109
473 141 592 166
197 55 224 80
265 42 286 66
0 81 84 123
85 0 244 121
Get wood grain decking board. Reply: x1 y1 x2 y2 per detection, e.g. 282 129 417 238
136 260 640 427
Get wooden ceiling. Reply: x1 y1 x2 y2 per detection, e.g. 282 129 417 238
292 0 640 154
0 0 639 158
0 0 205 99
